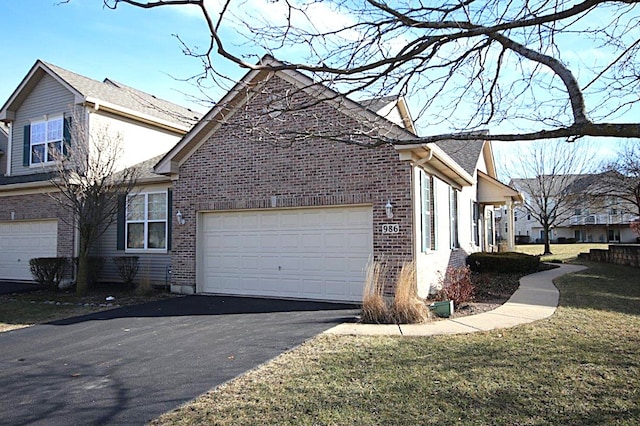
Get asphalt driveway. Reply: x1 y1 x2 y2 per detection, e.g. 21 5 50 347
0 295 359 425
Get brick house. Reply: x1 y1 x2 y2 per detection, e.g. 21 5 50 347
0 60 199 282
154 56 522 302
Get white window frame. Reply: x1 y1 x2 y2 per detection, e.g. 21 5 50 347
449 187 459 249
471 201 480 247
125 191 168 252
421 170 435 252
30 115 63 165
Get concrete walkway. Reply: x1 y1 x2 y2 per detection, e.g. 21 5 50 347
325 263 587 337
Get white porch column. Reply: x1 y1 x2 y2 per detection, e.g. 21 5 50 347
506 200 516 251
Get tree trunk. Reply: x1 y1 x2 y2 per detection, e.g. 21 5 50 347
76 253 89 295
543 224 552 255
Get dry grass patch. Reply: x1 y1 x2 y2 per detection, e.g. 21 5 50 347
152 261 640 425
0 285 176 333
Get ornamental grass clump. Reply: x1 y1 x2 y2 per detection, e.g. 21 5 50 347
391 262 429 324
360 261 390 324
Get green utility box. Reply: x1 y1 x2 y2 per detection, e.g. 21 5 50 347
430 300 454 318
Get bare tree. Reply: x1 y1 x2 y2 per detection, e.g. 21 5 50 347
599 142 640 217
509 141 591 254
49 113 139 295
66 0 640 144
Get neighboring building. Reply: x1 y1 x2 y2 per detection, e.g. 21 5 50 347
154 56 522 301
509 174 639 244
0 60 200 282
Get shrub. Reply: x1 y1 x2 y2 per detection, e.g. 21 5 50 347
391 262 429 324
466 252 540 273
361 261 390 324
113 256 140 288
436 265 475 306
29 257 69 289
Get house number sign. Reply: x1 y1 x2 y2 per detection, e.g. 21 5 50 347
381 223 400 234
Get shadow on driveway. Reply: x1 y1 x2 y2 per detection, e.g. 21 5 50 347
50 295 359 325
0 295 360 425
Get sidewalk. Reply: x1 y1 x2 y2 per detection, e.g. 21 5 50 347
324 263 587 337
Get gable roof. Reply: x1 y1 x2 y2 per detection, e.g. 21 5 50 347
0 60 201 133
154 55 478 188
154 55 423 175
360 96 417 135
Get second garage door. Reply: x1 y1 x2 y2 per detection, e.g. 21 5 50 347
0 220 58 281
198 206 373 302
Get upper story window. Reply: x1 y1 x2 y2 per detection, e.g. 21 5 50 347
30 116 63 164
126 192 167 251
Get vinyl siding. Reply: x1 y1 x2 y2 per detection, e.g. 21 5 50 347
88 111 182 172
11 74 76 176
92 218 172 286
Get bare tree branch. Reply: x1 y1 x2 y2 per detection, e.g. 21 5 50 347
81 0 640 143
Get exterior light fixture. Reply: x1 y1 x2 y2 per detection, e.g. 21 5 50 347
176 210 185 225
385 200 393 219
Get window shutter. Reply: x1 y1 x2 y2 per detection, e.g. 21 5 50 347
23 125 31 166
63 117 72 156
116 195 126 250
167 189 173 251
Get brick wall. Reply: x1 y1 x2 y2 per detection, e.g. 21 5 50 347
0 191 75 257
171 74 414 293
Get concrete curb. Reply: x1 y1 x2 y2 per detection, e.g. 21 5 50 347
324 263 587 337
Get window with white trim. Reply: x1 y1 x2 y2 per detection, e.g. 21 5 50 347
30 116 63 164
126 192 167 250
421 171 436 252
449 187 459 249
471 201 480 247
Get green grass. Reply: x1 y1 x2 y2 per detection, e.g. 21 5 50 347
151 261 640 425
516 243 609 262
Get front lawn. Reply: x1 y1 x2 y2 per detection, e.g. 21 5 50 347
516 243 609 262
151 261 640 425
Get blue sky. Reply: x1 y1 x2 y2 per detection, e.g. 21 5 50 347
0 1 227 112
0 1 628 177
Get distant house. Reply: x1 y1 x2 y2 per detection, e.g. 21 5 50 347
509 174 639 244
0 60 200 282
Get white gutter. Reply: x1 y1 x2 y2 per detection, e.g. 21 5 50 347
84 96 191 134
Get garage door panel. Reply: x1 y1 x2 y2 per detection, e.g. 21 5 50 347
0 220 57 281
199 206 372 302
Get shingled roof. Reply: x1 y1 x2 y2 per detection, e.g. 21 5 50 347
435 138 486 176
1 60 202 131
42 62 202 128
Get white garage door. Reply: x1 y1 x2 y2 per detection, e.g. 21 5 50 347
199 206 373 302
0 220 58 281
